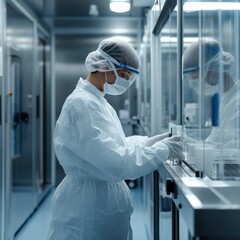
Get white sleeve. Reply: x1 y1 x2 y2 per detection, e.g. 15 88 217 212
125 135 148 148
54 98 169 182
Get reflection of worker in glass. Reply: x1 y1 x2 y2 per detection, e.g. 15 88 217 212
48 37 183 240
182 38 239 148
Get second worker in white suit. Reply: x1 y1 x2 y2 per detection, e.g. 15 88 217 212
182 38 239 149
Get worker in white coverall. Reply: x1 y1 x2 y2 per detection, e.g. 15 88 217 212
182 38 239 149
48 37 184 240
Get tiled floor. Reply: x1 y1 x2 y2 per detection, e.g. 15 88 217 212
14 187 147 240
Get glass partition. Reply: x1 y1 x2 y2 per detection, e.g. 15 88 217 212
159 10 178 133
138 12 152 135
138 11 153 240
0 0 3 237
182 0 240 180
156 6 178 240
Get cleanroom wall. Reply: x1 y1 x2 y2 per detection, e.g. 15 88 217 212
0 0 52 239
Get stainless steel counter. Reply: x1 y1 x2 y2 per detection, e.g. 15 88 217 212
159 160 240 239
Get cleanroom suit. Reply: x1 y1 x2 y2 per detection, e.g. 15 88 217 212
206 82 240 148
48 78 170 240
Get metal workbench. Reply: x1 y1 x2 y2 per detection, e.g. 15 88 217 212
158 159 240 240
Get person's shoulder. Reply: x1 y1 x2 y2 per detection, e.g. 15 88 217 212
65 89 101 112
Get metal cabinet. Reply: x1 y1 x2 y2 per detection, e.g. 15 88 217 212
160 160 240 239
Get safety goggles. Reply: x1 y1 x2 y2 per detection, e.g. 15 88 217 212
183 63 230 85
119 69 137 82
117 63 139 75
108 61 137 83
183 66 199 75
113 62 139 82
183 66 199 83
183 65 221 90
98 48 140 80
183 57 231 76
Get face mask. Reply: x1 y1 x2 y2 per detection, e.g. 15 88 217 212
104 60 136 95
104 76 133 95
204 83 218 96
188 78 218 96
188 78 199 94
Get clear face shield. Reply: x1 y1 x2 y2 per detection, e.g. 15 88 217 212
97 49 139 95
98 48 139 82
182 54 232 96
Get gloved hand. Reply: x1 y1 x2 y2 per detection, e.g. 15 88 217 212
146 132 170 147
161 135 184 160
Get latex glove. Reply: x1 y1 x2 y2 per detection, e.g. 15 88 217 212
161 135 184 160
146 132 170 147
